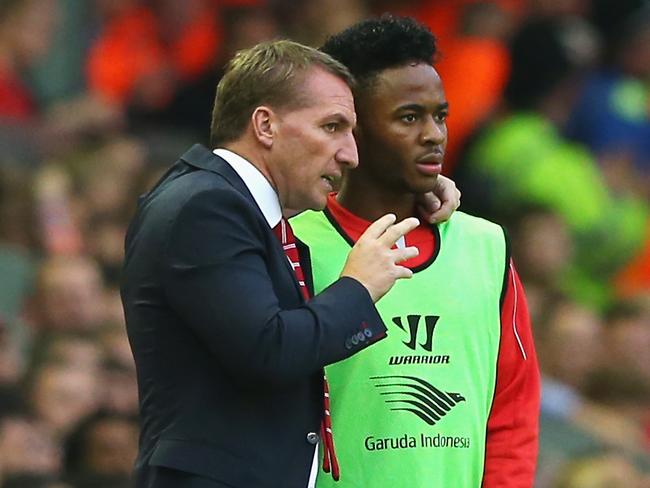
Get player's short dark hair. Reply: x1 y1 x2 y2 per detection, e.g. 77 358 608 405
320 14 438 95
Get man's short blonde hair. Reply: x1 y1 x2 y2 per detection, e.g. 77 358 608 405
210 40 355 147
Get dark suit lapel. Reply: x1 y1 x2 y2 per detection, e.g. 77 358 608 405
180 144 306 302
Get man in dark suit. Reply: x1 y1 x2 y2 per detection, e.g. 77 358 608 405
121 40 458 488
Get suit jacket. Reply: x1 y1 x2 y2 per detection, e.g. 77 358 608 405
121 144 387 488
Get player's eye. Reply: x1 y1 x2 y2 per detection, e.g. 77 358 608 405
435 111 449 123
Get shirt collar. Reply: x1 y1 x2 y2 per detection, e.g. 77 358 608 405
213 148 282 228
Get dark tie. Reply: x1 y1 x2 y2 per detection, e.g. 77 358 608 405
272 218 340 481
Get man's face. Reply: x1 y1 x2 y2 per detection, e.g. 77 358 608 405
31 365 100 435
355 62 448 194
86 418 139 475
39 258 105 331
269 67 358 213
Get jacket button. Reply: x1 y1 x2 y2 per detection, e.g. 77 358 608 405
306 432 319 445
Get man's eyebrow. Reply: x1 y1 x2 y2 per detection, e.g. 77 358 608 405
323 112 355 127
396 102 450 112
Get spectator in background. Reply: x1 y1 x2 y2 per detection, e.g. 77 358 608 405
553 452 649 488
85 217 127 287
566 1 650 298
0 0 58 121
602 298 650 394
456 16 649 308
282 0 368 47
508 206 574 294
537 297 649 457
63 410 138 488
87 0 221 114
97 323 133 371
584 367 650 451
99 359 138 415
29 256 105 334
566 0 650 192
126 3 280 144
538 299 604 421
0 412 62 484
26 360 100 439
0 166 38 251
75 137 148 220
30 331 103 374
26 0 91 107
0 326 24 388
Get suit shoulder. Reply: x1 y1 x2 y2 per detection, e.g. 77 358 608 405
125 168 259 253
158 169 237 204
144 168 254 222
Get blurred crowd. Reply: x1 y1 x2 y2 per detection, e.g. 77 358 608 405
0 0 648 487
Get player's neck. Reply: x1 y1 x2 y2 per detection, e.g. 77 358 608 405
337 177 416 223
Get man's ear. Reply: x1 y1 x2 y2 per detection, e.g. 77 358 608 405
251 106 275 149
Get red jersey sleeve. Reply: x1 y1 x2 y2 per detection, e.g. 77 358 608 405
483 260 540 487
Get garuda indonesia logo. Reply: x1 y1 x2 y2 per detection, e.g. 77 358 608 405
370 375 465 426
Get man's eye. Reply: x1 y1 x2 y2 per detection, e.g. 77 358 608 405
323 123 338 133
401 114 417 123
435 112 449 122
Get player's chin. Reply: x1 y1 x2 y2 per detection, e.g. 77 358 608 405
408 175 440 194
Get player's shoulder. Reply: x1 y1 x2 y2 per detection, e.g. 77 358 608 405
444 210 505 240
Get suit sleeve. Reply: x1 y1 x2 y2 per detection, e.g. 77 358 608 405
162 188 386 386
483 260 540 487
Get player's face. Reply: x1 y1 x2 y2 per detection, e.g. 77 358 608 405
270 67 358 213
355 63 448 194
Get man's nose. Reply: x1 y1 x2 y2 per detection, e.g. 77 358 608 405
420 115 446 145
336 131 359 168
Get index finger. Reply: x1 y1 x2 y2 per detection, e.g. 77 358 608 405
379 217 420 247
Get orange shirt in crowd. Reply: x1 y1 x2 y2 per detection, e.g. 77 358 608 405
436 37 510 172
87 4 222 106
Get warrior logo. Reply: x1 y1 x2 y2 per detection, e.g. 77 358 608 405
370 375 465 426
392 315 440 351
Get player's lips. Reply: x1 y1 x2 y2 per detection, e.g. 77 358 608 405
415 152 443 175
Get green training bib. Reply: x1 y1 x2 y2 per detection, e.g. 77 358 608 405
291 210 507 488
